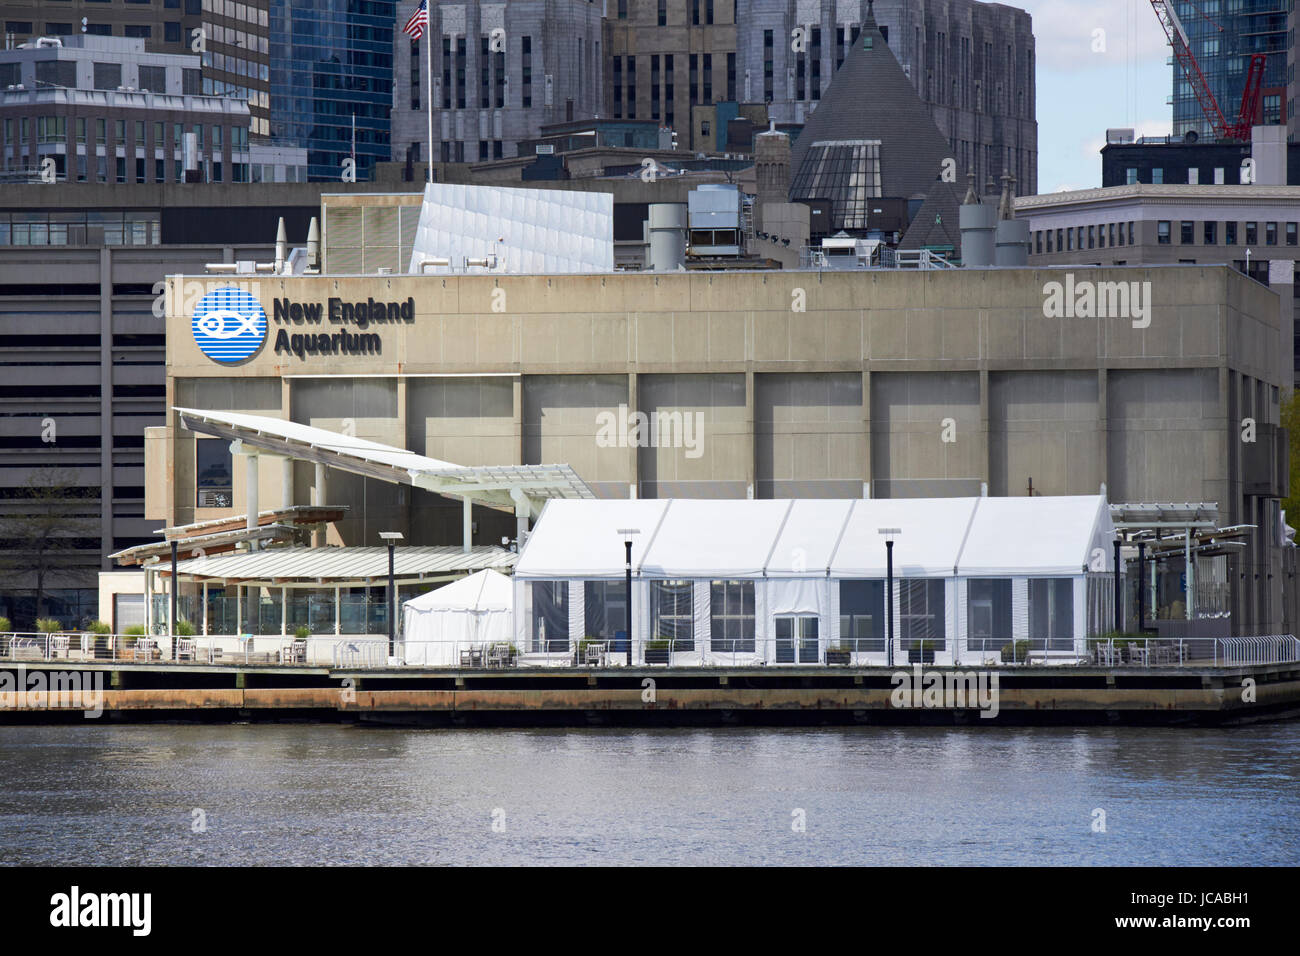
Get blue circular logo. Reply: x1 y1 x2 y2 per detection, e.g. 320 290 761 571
191 287 267 364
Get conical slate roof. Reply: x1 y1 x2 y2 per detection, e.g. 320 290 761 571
789 3 958 216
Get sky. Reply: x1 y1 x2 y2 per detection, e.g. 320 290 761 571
1014 0 1174 192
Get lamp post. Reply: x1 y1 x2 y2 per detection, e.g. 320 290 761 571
1113 538 1123 633
879 528 900 668
618 528 640 666
170 539 179 661
379 532 403 659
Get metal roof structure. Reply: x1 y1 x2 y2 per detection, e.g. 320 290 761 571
173 407 593 516
109 505 347 566
1110 503 1220 530
161 545 517 586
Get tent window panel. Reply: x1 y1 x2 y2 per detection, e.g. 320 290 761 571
1030 577 1074 650
900 579 946 650
839 579 885 651
652 580 694 650
531 581 569 652
966 578 1012 653
709 579 754 652
195 437 233 507
584 580 628 644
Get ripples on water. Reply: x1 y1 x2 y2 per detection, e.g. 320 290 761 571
1 724 1297 865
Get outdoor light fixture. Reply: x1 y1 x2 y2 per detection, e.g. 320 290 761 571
618 528 641 666
878 528 901 667
379 532 403 659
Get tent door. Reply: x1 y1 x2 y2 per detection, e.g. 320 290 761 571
775 616 819 664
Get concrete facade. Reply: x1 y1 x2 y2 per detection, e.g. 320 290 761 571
390 0 605 165
160 265 1290 634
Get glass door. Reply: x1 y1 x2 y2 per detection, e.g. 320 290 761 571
775 616 820 664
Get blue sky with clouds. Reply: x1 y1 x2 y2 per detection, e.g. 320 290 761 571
1015 0 1173 192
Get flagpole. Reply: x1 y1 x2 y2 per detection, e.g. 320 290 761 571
425 5 433 184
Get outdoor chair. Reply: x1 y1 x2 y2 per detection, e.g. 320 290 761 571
486 642 512 668
583 641 608 667
49 634 70 659
134 638 158 662
176 639 197 661
282 639 308 664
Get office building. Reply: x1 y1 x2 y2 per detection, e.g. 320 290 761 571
390 0 604 165
0 0 203 55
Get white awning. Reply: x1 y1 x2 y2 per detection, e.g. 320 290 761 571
164 545 517 585
173 406 593 514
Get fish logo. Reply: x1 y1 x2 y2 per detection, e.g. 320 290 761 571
191 287 266 363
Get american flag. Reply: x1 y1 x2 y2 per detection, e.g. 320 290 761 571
402 0 428 41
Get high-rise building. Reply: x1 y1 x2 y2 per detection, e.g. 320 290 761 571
0 36 256 185
604 0 737 151
1172 0 1286 141
0 0 203 55
199 0 271 140
268 0 396 182
391 0 604 165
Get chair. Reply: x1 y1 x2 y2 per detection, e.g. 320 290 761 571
134 638 158 662
49 634 70 659
176 638 197 661
487 642 513 669
583 641 607 667
283 639 307 664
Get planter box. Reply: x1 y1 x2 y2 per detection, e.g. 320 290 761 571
825 649 851 665
907 648 936 664
644 647 671 665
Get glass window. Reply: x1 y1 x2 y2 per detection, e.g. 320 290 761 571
1267 222 1279 246
1180 221 1193 244
967 579 1012 654
196 438 233 507
839 580 885 652
1246 222 1258 245
709 580 753 653
1203 221 1216 244
1226 221 1237 245
583 580 628 651
652 580 694 651
1288 223 1298 246
530 581 568 653
1151 167 1164 184
1157 221 1171 244
1029 578 1074 651
900 579 945 652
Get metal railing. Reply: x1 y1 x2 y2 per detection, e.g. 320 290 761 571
3 631 1295 670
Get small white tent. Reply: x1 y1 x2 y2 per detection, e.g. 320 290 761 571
400 569 514 666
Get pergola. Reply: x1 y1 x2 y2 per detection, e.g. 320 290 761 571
1109 502 1253 622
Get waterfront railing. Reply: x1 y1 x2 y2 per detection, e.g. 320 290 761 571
2 631 1297 670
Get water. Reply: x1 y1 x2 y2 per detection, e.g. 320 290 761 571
1 723 1297 865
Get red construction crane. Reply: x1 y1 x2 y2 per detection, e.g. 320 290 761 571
1150 0 1268 142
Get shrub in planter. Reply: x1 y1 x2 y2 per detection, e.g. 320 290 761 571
644 638 671 664
35 618 62 634
0 615 11 633
175 619 197 636
294 625 311 641
86 620 111 634
826 644 853 665
1000 640 1030 663
907 639 936 664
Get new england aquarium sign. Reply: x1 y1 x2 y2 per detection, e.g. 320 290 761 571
191 287 268 364
270 296 415 359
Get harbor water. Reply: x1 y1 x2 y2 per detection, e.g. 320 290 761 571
1 723 1297 866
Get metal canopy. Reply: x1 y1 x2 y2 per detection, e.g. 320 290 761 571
173 407 593 514
1109 502 1220 530
111 524 299 566
160 545 517 586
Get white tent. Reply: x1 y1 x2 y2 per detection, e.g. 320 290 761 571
514 496 1116 666
401 569 514 666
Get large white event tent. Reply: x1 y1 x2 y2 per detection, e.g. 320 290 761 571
400 569 514 665
512 496 1116 666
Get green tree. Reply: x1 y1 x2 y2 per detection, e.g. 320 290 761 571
0 467 98 621
1282 390 1300 525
